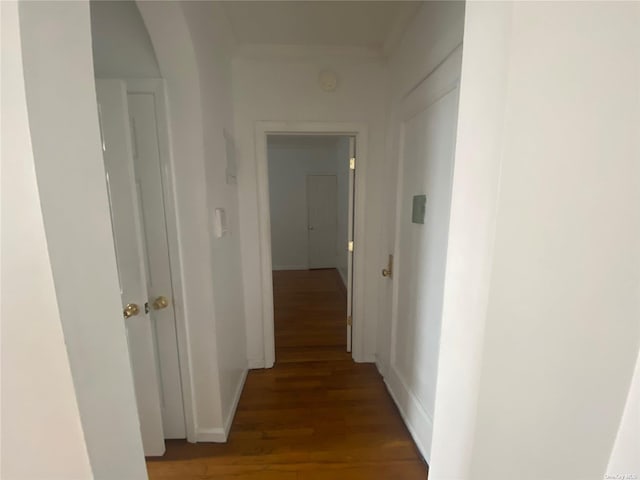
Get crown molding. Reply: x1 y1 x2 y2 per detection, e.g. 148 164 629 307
233 43 384 64
382 2 424 59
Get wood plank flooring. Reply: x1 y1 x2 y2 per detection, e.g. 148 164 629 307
147 269 427 479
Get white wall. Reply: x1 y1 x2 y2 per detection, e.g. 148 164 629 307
17 1 147 478
138 1 247 441
267 136 345 271
429 3 512 478
469 3 640 478
376 0 465 463
181 0 248 439
234 51 387 367
94 0 222 440
0 3 94 478
426 2 640 479
90 0 160 78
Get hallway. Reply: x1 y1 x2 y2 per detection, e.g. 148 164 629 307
146 269 427 479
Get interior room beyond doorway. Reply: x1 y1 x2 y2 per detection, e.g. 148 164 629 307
267 134 353 355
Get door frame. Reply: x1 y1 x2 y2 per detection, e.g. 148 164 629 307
255 121 368 364
124 78 195 442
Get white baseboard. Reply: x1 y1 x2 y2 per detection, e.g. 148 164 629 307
195 427 226 443
195 368 248 443
272 265 308 271
374 356 388 379
337 267 348 287
384 366 434 464
248 357 265 369
223 368 247 435
353 353 376 363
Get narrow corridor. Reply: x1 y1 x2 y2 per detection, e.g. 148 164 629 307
147 269 427 479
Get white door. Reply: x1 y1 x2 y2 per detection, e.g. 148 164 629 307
96 80 165 456
307 175 338 269
389 48 462 422
127 92 186 438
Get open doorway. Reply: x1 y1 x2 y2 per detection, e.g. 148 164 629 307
255 123 365 365
266 135 355 359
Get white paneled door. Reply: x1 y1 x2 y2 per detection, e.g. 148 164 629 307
307 175 338 269
96 80 166 456
388 48 462 456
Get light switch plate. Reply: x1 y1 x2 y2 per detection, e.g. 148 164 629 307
412 195 426 224
213 208 227 238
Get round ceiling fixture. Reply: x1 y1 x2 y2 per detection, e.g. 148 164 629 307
318 70 338 92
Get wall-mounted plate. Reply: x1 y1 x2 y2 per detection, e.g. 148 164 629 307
412 194 426 224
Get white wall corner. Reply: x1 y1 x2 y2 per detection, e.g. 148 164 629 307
196 367 248 442
223 368 248 435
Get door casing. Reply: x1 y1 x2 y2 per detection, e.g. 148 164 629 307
255 122 368 366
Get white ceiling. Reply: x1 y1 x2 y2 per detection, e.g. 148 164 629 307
222 1 421 51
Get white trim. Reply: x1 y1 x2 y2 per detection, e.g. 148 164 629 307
124 78 197 443
195 427 226 443
384 366 433 463
255 121 368 364
195 368 247 443
235 44 382 63
337 267 348 288
223 368 248 435
248 358 266 370
381 2 424 58
272 265 308 271
374 355 388 380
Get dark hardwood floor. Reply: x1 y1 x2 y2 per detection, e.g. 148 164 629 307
147 269 427 479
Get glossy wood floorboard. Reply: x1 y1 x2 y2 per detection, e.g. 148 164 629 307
147 269 427 479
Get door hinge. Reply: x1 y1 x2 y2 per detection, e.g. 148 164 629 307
347 315 353 326
348 241 354 252
349 157 356 170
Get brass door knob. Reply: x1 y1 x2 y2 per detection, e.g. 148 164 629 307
382 254 393 278
123 303 140 318
152 296 169 310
